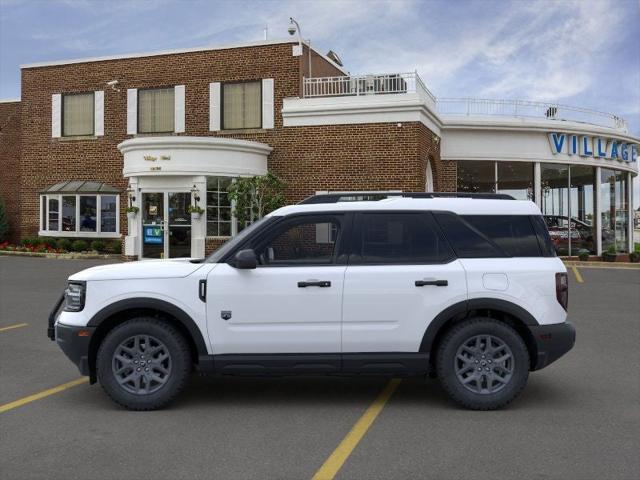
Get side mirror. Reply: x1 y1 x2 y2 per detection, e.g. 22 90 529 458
233 249 257 269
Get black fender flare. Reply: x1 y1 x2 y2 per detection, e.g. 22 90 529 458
419 298 539 353
87 297 208 357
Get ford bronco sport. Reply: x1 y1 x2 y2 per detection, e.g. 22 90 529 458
49 192 575 411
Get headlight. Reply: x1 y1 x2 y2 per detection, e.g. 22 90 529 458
63 282 86 312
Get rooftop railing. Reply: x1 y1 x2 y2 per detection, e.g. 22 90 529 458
436 98 628 131
301 74 627 131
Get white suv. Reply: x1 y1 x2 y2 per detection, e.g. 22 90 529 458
49 193 575 411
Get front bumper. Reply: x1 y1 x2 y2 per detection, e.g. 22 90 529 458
54 323 95 376
529 321 576 371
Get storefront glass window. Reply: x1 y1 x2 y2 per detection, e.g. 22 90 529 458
497 162 534 201
48 197 59 231
62 196 76 232
457 161 495 193
601 169 629 253
541 163 570 255
101 195 117 233
79 196 97 232
569 165 596 254
206 177 233 237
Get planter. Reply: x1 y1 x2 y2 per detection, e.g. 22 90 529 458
603 253 619 262
630 253 640 263
191 212 202 221
127 212 137 222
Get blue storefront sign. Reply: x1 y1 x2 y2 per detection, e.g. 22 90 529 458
144 226 163 245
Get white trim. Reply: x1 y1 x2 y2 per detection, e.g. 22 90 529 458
628 171 633 253
39 193 120 237
595 166 602 255
209 82 221 131
174 85 185 133
262 78 275 129
51 94 61 138
94 90 104 136
0 98 20 103
127 89 137 135
19 39 348 74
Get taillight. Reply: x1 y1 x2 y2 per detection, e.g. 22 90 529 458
556 272 568 311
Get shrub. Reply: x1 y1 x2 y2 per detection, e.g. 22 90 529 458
37 237 56 249
71 240 88 252
57 238 72 251
107 240 122 254
21 237 36 247
90 240 106 252
0 197 8 241
577 250 589 261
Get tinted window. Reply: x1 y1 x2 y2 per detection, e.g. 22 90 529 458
256 216 342 266
353 213 453 264
433 212 503 258
462 215 541 257
530 215 557 257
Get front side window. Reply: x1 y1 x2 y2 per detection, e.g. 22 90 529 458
255 216 342 266
353 213 453 264
63 92 94 136
40 194 119 236
138 88 175 133
222 81 261 130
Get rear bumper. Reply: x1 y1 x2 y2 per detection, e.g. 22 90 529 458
530 321 576 371
55 323 95 376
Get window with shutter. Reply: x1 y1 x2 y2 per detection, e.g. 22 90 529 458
222 81 261 130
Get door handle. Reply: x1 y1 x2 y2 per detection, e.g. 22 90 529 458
298 280 331 288
415 279 448 287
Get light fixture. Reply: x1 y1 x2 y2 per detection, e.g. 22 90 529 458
126 187 136 205
288 17 312 76
191 185 201 203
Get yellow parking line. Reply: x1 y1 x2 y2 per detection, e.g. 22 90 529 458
0 323 28 333
0 378 88 414
571 266 584 283
312 379 401 480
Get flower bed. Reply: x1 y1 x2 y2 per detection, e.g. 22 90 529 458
0 237 122 256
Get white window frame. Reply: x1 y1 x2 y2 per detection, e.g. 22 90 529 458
39 194 120 238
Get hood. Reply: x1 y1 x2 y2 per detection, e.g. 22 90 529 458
68 258 206 282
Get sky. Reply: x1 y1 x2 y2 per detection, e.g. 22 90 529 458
1 0 639 201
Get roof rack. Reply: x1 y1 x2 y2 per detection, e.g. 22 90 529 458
298 191 515 204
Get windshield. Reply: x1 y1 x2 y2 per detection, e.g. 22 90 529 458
206 216 273 263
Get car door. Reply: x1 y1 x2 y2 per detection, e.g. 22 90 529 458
342 211 467 354
206 213 350 356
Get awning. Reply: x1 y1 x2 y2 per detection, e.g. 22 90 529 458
41 181 120 194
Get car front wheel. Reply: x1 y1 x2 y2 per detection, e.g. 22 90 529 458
96 317 191 411
436 318 529 410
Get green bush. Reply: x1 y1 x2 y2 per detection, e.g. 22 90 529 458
107 240 122 254
71 240 88 252
57 238 73 251
90 240 106 252
21 237 37 247
577 250 589 261
0 197 8 241
37 237 56 249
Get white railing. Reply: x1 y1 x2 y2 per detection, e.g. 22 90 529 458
303 72 436 103
436 98 628 131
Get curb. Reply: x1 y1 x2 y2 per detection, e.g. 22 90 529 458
563 260 640 269
0 250 120 260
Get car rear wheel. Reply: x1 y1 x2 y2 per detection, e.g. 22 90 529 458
96 317 191 410
436 318 529 410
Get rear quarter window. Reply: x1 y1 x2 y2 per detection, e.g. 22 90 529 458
461 215 542 257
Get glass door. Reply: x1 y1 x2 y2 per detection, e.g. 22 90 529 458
168 192 191 258
141 193 165 259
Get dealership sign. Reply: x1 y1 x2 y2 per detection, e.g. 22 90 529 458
548 133 638 163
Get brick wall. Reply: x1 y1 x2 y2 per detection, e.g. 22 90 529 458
17 41 444 248
0 101 22 241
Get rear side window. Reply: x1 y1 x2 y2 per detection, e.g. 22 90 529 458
462 215 541 257
433 212 504 258
530 215 557 257
352 213 454 264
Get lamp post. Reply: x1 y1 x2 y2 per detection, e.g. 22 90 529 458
288 17 312 78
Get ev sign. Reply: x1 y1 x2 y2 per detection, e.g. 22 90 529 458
548 133 638 163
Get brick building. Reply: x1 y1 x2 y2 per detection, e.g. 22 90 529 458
0 38 638 258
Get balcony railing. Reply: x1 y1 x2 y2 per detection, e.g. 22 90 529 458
303 72 436 103
301 74 628 131
437 98 628 131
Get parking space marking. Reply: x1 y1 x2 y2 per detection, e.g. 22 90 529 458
0 378 88 414
0 323 28 333
571 266 584 283
311 379 401 480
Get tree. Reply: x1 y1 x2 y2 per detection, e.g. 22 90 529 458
227 172 286 226
0 197 9 241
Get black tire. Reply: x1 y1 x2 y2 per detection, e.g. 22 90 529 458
96 317 191 411
436 318 529 410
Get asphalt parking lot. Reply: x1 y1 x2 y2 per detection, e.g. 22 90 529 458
1 256 639 480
